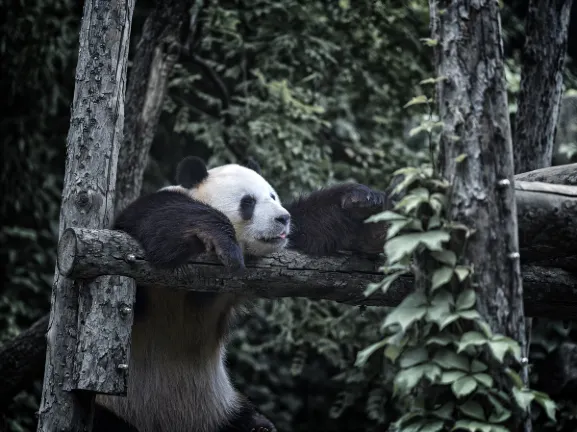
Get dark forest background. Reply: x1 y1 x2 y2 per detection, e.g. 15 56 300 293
1 1 576 431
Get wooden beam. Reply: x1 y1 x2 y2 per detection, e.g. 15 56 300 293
57 227 577 320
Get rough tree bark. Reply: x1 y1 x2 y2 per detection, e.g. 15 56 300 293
430 1 531 430
55 227 577 318
513 0 574 173
36 1 135 431
115 0 203 215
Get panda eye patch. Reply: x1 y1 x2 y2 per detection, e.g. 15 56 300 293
239 195 256 220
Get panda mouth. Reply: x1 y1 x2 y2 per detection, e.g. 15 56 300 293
258 233 287 243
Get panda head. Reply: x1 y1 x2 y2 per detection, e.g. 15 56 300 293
165 156 291 257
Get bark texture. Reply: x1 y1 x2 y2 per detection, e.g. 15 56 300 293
56 227 577 319
115 0 202 215
513 0 574 173
430 1 530 429
515 163 577 185
36 1 135 430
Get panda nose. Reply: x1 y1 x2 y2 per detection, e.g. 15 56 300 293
275 214 290 226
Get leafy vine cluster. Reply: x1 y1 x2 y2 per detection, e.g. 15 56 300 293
355 91 557 432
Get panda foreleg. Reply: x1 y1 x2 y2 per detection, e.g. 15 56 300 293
285 183 389 256
113 190 244 271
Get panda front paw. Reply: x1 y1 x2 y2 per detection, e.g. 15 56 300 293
339 184 387 218
195 230 245 273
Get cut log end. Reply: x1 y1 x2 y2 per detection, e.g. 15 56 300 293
57 228 78 278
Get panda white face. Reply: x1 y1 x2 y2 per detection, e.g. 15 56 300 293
188 164 291 257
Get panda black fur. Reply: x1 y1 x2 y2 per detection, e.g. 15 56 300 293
92 156 387 432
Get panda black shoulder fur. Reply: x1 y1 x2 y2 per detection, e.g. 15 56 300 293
92 156 388 432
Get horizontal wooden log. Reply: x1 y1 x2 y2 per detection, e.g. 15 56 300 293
514 163 577 185
57 227 577 319
515 180 577 270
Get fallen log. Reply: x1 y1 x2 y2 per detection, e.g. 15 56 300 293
57 227 577 319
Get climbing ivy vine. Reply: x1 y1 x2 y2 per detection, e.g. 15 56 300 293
356 84 558 431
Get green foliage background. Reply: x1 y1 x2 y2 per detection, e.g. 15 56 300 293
1 1 576 431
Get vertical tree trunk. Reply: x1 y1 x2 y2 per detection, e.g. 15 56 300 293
36 0 135 430
115 0 202 215
513 0 574 173
429 0 530 430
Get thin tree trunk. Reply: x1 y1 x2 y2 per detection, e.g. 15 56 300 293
430 1 530 430
513 0 574 173
36 0 135 430
115 0 203 215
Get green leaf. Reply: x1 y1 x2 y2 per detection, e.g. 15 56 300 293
419 420 444 432
439 313 460 329
395 363 442 393
355 338 387 366
454 266 471 282
433 350 469 371
403 95 430 108
432 402 455 420
470 360 488 373
488 336 521 362
451 376 477 398
385 219 411 239
533 393 557 421
456 310 482 321
505 368 524 388
364 270 406 297
458 400 485 421
384 344 402 362
512 387 534 412
385 231 450 263
431 250 457 266
365 210 406 223
453 420 502 432
456 289 476 310
431 266 454 291
399 347 429 368
382 303 427 332
457 331 487 353
439 370 466 384
485 392 511 423
472 373 493 388
426 333 455 346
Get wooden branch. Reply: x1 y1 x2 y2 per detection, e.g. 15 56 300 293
115 0 201 216
515 163 577 186
36 1 136 430
513 0 574 173
56 228 577 320
516 181 577 271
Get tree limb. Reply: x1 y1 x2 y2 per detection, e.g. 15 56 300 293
57 227 577 320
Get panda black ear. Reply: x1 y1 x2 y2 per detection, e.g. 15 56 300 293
243 157 262 175
176 156 209 188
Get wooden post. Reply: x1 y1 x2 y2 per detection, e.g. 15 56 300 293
36 0 135 430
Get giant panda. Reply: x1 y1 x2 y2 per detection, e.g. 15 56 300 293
92 156 388 432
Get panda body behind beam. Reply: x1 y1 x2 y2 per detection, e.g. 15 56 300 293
93 156 387 432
